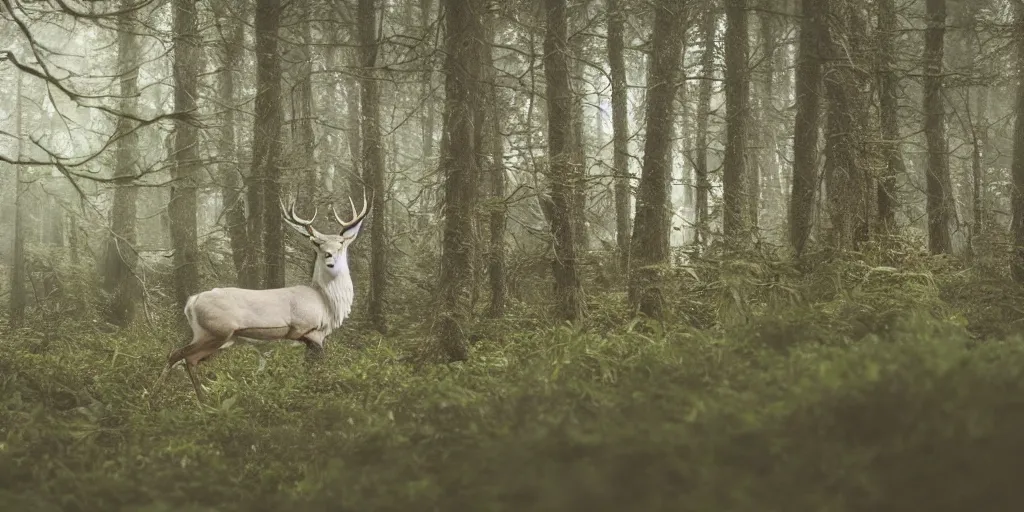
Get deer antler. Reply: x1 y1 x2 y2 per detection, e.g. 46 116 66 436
280 197 327 240
331 189 371 233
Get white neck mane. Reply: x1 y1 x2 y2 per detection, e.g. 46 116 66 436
310 249 354 331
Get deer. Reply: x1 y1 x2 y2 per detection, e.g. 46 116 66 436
153 191 370 403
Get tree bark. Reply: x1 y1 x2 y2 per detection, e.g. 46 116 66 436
628 0 686 319
569 8 589 252
924 0 953 254
297 3 318 207
974 83 988 236
437 0 483 360
823 0 869 251
485 13 507 318
170 0 201 308
694 6 716 249
876 0 903 235
214 0 249 285
252 0 285 288
607 0 631 271
103 0 142 326
9 73 26 329
789 0 823 255
723 0 751 246
756 3 779 229
544 0 585 322
359 0 389 334
1011 3 1024 281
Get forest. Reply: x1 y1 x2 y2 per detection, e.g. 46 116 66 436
3 0 1024 509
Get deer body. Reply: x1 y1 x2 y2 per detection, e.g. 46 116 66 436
156 193 368 402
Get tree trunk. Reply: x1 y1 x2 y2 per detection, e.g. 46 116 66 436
421 0 435 164
103 1 142 326
358 0 389 334
923 0 953 254
9 73 26 329
252 0 285 288
607 0 631 271
569 12 589 252
789 0 823 255
544 0 585 322
214 0 248 285
723 0 751 246
756 3 778 229
485 13 507 318
170 0 201 308
628 0 685 319
876 0 903 235
974 84 988 236
823 0 869 251
437 0 483 360
694 6 715 249
297 4 318 207
1011 3 1024 281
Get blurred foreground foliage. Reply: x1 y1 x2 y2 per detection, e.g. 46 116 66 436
3 242 1024 511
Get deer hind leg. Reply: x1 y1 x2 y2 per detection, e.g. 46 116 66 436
157 330 233 404
182 332 238 403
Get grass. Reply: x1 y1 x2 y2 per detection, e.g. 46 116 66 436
3 254 1024 511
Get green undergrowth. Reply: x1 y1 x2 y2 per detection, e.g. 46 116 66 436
4 258 1024 511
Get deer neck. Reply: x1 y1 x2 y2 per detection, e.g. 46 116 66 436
310 249 354 331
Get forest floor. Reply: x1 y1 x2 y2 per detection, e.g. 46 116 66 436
3 249 1024 511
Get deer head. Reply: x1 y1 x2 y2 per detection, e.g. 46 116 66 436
279 190 370 276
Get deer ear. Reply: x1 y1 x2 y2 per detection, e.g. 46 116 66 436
341 218 364 239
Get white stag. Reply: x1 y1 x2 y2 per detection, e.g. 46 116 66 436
156 192 369 401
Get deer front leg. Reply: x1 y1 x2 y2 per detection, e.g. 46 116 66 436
185 362 205 404
304 341 325 367
300 330 327 368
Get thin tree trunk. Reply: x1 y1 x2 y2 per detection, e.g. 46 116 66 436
974 84 988 236
214 0 248 285
1011 3 1024 281
170 0 201 307
421 0 435 163
485 14 507 318
823 0 868 251
545 0 585 322
253 0 285 288
570 12 589 252
723 0 751 246
789 0 822 255
924 0 952 254
607 0 631 271
757 3 778 229
437 0 483 360
103 0 142 326
359 0 389 334
9 73 26 329
628 0 686 319
694 6 715 249
876 0 903 234
297 4 318 207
